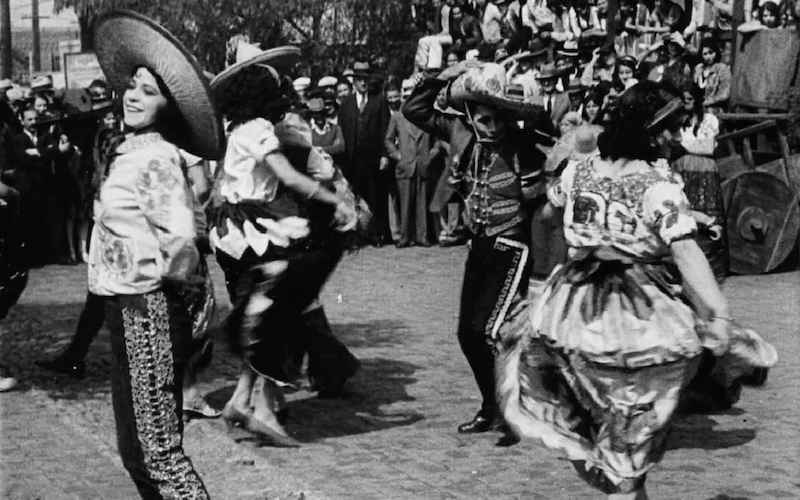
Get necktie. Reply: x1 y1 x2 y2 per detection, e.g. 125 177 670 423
358 94 367 113
545 96 552 115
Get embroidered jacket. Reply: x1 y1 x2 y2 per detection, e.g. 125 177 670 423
88 132 199 296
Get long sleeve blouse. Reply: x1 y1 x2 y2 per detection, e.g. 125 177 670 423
88 132 199 296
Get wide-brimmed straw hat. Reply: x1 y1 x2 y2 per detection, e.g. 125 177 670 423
447 62 540 115
94 10 224 159
211 42 301 94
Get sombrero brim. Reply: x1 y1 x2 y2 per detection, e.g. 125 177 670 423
451 90 541 116
210 46 301 93
94 10 224 160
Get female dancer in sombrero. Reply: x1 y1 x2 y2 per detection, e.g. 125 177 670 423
496 82 777 499
89 10 224 499
209 42 357 447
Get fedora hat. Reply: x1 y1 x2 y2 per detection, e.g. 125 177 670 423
536 63 561 80
447 62 540 116
211 42 301 93
94 10 224 159
556 41 579 59
31 75 53 92
352 61 373 78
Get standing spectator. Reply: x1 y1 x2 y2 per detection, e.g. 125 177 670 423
535 63 571 131
673 83 728 280
338 61 392 246
0 178 27 392
309 96 346 159
8 105 68 266
694 38 731 113
385 83 404 245
384 78 438 247
336 79 352 107
293 77 311 107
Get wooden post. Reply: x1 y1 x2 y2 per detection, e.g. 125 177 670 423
31 0 41 72
0 0 10 79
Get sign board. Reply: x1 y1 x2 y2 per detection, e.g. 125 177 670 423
63 52 106 90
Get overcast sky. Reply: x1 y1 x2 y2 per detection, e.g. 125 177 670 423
9 0 79 30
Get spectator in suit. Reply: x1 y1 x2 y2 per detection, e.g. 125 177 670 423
535 63 571 132
385 83 404 244
8 105 72 266
336 79 352 107
384 78 439 247
338 61 392 246
308 96 346 159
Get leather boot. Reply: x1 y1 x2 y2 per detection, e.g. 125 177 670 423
457 409 496 434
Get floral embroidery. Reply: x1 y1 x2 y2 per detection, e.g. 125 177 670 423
122 291 210 499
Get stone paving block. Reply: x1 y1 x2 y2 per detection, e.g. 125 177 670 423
1 254 798 499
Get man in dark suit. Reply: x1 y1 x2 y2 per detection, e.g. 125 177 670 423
8 105 72 266
534 63 571 133
384 79 441 247
338 61 392 246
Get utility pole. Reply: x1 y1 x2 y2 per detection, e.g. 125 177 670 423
0 0 11 79
32 0 41 73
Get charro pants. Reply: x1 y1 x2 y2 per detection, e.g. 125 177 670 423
105 288 210 500
63 291 105 361
457 235 530 415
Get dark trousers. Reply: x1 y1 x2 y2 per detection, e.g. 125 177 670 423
396 175 431 246
62 291 105 360
458 234 530 415
105 288 210 499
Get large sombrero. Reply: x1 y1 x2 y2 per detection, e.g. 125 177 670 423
447 62 540 116
93 10 224 159
210 42 301 93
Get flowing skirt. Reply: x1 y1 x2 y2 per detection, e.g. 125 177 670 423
496 252 777 493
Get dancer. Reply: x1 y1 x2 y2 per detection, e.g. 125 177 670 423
209 42 358 447
497 82 777 499
0 178 27 392
403 60 552 434
89 11 224 497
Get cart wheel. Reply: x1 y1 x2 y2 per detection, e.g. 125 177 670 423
723 171 800 274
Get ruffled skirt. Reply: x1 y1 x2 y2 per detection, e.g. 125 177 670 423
496 252 778 493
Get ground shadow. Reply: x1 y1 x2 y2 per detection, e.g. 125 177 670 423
205 355 424 444
667 412 757 451
706 496 752 500
1 303 116 401
331 319 411 349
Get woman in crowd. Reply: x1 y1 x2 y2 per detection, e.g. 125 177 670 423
209 44 358 448
581 88 605 123
497 82 777 500
612 55 638 92
759 1 783 27
694 38 732 114
90 11 223 497
674 83 727 281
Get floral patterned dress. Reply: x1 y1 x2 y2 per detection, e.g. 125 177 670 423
496 157 777 495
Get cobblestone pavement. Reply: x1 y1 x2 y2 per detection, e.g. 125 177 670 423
1 247 798 500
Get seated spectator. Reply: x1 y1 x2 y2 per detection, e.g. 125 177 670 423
580 46 616 85
694 38 731 113
446 50 462 67
613 55 639 91
558 110 584 136
415 0 455 71
581 87 607 123
478 0 505 46
452 3 484 55
760 1 783 27
661 32 692 91
506 39 548 101
566 78 586 110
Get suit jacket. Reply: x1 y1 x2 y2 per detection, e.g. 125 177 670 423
384 111 438 180
402 76 553 213
7 129 53 195
337 91 390 179
532 91 570 131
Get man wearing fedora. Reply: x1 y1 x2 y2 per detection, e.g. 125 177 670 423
403 60 553 435
535 62 571 132
338 61 392 246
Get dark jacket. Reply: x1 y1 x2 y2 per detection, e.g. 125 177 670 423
451 14 483 51
337 91 390 188
384 111 439 180
401 76 553 213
